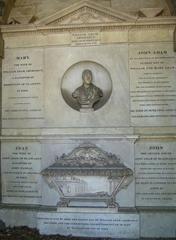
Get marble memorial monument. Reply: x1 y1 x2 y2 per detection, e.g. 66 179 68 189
0 0 176 239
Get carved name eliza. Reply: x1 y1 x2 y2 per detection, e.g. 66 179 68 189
1 143 42 204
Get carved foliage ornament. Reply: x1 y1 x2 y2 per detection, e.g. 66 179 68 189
41 143 133 208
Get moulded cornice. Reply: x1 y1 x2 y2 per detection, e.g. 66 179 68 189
0 0 175 35
0 17 175 34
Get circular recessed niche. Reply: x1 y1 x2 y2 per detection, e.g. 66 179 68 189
61 61 112 111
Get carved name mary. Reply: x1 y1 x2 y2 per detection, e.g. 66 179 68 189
42 143 133 208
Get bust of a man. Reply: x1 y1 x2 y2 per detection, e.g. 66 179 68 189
72 69 103 111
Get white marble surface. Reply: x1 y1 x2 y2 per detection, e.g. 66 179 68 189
140 212 176 238
37 211 139 238
1 142 42 205
0 209 37 228
2 43 130 130
130 42 176 127
44 44 130 128
135 140 176 207
1 208 176 238
0 138 135 207
2 48 44 128
41 138 135 208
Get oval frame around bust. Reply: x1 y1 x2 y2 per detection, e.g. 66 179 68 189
61 61 112 111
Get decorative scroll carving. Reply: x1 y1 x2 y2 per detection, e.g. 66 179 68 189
41 143 133 208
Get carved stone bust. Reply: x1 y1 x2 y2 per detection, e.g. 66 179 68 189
72 69 103 111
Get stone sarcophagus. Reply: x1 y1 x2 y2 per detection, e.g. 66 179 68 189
41 143 133 208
